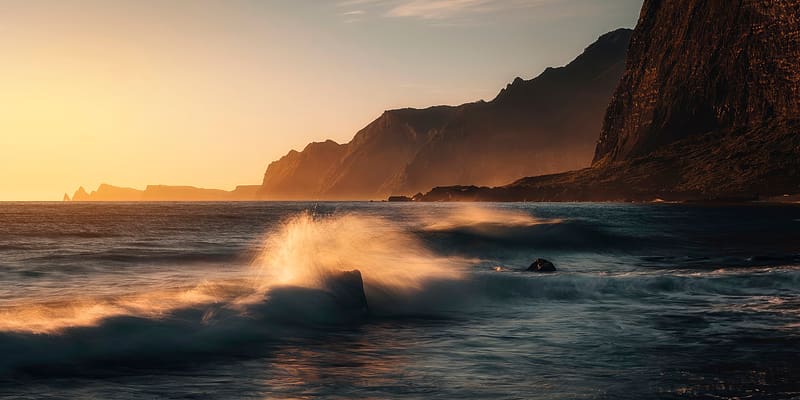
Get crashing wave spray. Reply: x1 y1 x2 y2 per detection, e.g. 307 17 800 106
419 204 560 231
0 280 256 334
250 212 466 311
0 211 469 334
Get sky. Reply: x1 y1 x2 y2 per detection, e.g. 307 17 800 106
0 0 643 200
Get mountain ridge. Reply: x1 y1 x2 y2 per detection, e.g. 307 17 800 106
257 28 634 200
418 0 800 202
66 28 636 202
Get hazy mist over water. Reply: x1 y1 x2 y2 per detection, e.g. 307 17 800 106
1 202 799 399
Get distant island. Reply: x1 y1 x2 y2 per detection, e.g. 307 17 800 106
65 184 260 202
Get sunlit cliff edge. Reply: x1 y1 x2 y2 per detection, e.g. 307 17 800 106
256 29 633 200
416 0 800 202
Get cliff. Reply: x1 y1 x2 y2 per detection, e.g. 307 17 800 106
258 140 347 200
324 106 458 199
420 0 800 202
258 29 633 200
394 28 632 195
594 0 800 164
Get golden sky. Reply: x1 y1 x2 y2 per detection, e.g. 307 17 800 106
0 0 641 200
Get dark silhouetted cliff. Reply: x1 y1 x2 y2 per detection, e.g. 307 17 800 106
420 0 800 202
258 29 633 200
594 0 800 164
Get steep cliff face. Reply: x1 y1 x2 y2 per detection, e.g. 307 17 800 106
257 29 632 200
421 119 800 202
258 140 346 200
258 107 456 200
323 106 458 199
420 0 800 202
396 28 632 194
594 0 800 164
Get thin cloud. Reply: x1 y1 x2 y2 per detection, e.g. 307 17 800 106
336 0 555 23
336 0 385 8
387 0 494 20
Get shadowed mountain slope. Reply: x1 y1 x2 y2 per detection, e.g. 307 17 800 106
420 0 800 202
258 29 633 200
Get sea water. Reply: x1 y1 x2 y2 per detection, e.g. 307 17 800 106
1 202 799 399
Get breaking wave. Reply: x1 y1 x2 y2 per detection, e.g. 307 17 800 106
0 212 470 374
1 208 798 377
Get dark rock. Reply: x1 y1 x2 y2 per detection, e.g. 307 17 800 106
387 195 412 202
261 270 369 326
527 258 556 273
324 270 369 315
419 0 800 202
594 0 800 165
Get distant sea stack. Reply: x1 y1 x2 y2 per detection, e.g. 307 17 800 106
72 186 91 201
419 0 800 202
257 29 633 200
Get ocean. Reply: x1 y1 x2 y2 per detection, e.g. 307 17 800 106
1 202 799 399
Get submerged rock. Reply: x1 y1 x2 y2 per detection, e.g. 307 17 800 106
261 270 369 326
324 269 369 315
527 258 556 273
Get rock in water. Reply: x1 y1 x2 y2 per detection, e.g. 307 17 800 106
324 270 369 315
527 258 556 273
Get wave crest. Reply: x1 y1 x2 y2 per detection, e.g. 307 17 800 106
252 212 465 295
